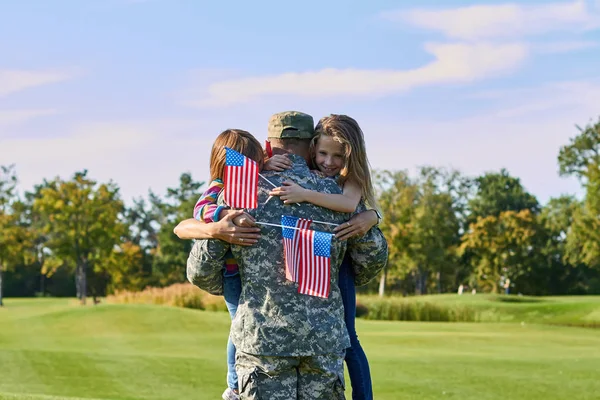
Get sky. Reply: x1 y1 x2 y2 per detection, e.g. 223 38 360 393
2 0 600 205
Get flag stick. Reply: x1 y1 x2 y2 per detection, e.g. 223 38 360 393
259 173 277 188
256 220 339 230
311 220 339 227
256 222 306 232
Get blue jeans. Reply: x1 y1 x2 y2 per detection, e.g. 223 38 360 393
339 255 373 400
223 274 242 391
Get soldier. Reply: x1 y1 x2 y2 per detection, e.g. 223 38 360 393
186 111 388 400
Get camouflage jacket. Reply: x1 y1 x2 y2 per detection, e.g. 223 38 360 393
187 154 388 356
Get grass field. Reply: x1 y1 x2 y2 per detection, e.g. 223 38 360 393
1 298 599 400
357 293 600 326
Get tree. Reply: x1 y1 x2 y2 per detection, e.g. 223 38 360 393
407 168 462 295
0 165 17 306
151 173 204 286
376 170 417 295
120 197 161 290
376 167 464 295
0 166 36 306
459 210 537 293
33 171 126 305
535 196 599 294
105 241 145 292
558 117 600 183
559 118 600 272
565 205 600 270
468 169 540 224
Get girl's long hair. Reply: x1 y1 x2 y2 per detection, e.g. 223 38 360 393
209 129 264 182
312 115 380 213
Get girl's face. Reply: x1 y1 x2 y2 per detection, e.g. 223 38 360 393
314 136 345 177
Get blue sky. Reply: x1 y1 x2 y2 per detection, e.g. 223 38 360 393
2 0 600 205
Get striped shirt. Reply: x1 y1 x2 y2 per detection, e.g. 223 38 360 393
193 178 239 276
193 178 224 223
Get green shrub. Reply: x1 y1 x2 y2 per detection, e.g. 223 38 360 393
358 297 477 322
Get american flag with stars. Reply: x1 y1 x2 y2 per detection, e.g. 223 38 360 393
297 229 333 299
223 147 258 209
281 215 313 282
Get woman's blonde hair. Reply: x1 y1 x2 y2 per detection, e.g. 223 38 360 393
209 129 265 182
312 115 380 212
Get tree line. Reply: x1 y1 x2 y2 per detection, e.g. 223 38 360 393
1 118 599 305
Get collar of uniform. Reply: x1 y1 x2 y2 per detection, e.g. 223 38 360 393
287 153 309 166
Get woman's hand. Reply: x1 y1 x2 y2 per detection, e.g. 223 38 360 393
269 180 307 204
333 210 378 241
220 209 257 228
264 154 293 172
173 211 260 246
213 210 260 246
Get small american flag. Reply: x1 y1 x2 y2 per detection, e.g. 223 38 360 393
281 215 313 282
297 229 333 299
223 147 258 209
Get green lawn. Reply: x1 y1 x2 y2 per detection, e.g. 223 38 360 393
1 298 599 400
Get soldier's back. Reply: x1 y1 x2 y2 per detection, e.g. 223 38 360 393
230 154 351 357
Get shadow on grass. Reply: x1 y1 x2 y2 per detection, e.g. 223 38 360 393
493 295 545 304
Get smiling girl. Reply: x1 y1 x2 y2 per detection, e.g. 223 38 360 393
269 114 381 400
269 114 380 217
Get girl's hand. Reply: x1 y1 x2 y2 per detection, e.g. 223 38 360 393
264 154 293 171
333 210 378 240
269 180 307 204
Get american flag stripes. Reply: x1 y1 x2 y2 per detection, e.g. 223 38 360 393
281 215 333 299
297 229 333 298
223 147 258 209
281 215 313 282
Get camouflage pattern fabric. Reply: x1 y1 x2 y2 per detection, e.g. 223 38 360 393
187 153 388 357
236 350 345 400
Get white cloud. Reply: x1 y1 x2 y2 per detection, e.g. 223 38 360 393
0 69 76 97
0 109 58 128
180 1 600 107
385 0 599 40
186 42 529 107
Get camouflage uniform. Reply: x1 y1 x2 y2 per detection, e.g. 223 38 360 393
187 111 388 399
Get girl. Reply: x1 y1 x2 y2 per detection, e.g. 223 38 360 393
191 129 264 400
269 114 380 400
191 129 289 400
268 114 380 217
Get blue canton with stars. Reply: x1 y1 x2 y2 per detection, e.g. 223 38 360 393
313 231 332 258
281 215 299 239
225 147 245 167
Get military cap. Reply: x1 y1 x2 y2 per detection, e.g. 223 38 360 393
267 111 315 139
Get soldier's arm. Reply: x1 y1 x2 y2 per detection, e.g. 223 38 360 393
174 212 260 244
346 203 389 286
186 238 229 295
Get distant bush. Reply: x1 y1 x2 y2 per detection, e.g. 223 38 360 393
357 296 477 322
106 283 227 312
107 285 600 327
